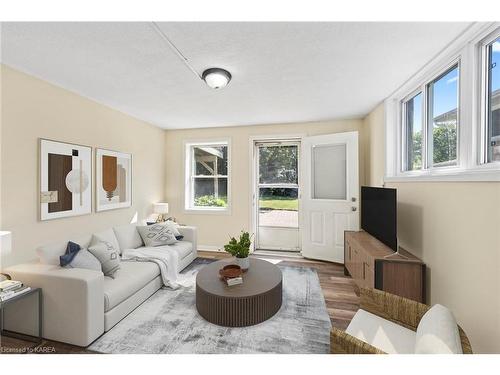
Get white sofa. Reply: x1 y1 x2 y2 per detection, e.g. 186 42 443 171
4 224 197 347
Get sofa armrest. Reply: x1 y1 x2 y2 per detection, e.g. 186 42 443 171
4 262 104 347
330 327 385 354
178 226 197 256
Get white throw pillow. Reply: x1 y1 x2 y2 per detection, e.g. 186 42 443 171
113 224 144 250
415 304 463 354
90 228 121 254
163 221 181 237
65 249 102 271
137 224 177 247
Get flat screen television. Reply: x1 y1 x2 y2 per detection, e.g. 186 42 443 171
361 186 397 251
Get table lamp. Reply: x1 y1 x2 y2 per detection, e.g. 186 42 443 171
0 231 12 281
153 203 169 222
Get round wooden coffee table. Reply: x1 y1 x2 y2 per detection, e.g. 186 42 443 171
196 258 282 327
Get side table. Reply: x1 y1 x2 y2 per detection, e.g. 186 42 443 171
0 287 42 344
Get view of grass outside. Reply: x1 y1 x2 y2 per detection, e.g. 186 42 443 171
259 196 298 211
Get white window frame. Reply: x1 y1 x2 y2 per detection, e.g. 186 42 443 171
184 138 231 214
385 22 500 182
401 90 424 172
479 28 500 165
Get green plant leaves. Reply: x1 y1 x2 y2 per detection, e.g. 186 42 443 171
223 230 252 258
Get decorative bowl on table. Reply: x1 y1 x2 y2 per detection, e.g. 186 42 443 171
219 264 243 281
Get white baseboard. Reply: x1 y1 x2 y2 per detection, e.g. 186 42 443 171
197 245 223 252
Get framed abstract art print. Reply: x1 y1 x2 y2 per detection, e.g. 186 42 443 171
39 139 92 221
96 148 132 212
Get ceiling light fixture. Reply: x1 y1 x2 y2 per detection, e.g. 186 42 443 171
202 68 232 89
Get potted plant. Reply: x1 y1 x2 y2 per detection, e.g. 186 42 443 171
223 231 252 271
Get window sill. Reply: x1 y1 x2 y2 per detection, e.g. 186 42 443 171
385 165 500 182
184 207 232 215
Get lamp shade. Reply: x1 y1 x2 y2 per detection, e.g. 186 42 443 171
0 231 12 255
153 203 169 215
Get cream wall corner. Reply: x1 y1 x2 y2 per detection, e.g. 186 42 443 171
0 65 166 267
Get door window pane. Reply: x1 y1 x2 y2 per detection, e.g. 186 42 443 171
259 187 298 228
487 37 500 162
312 144 346 200
428 65 459 167
258 145 298 184
404 93 423 170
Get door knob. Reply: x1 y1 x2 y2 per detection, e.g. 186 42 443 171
351 207 357 212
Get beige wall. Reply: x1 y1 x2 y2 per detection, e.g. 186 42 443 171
165 119 366 249
364 104 500 354
0 65 166 267
363 102 385 187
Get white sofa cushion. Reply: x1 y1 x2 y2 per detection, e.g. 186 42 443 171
91 228 121 254
415 304 463 354
346 309 416 354
103 261 160 311
37 234 92 265
113 224 144 251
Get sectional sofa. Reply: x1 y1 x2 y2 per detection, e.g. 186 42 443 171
4 224 197 347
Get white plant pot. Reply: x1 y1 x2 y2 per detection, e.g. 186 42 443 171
235 256 250 271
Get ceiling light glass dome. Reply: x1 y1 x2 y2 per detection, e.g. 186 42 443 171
202 68 232 89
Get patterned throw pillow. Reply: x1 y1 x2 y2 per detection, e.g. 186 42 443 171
88 237 121 278
137 224 178 247
163 221 183 240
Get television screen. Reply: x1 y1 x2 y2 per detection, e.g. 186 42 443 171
361 186 397 251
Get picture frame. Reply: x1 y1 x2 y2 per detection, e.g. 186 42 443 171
39 138 92 221
95 148 132 212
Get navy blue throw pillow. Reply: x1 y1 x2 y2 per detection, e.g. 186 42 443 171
59 241 82 267
175 235 184 241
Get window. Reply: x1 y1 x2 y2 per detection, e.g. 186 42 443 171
387 24 500 182
427 65 459 167
401 64 459 172
403 92 423 171
486 37 500 163
185 141 230 211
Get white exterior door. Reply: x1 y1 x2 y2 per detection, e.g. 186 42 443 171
301 131 359 263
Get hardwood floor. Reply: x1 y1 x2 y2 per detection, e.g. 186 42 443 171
0 252 359 354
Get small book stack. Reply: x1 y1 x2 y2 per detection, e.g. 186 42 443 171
0 280 31 302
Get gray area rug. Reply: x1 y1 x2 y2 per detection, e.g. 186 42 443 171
89 258 332 354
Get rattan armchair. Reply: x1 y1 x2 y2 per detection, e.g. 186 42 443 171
330 287 473 354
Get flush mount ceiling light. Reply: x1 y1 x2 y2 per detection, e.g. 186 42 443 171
150 22 232 90
202 68 232 89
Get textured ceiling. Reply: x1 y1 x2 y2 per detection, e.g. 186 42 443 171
1 22 472 129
